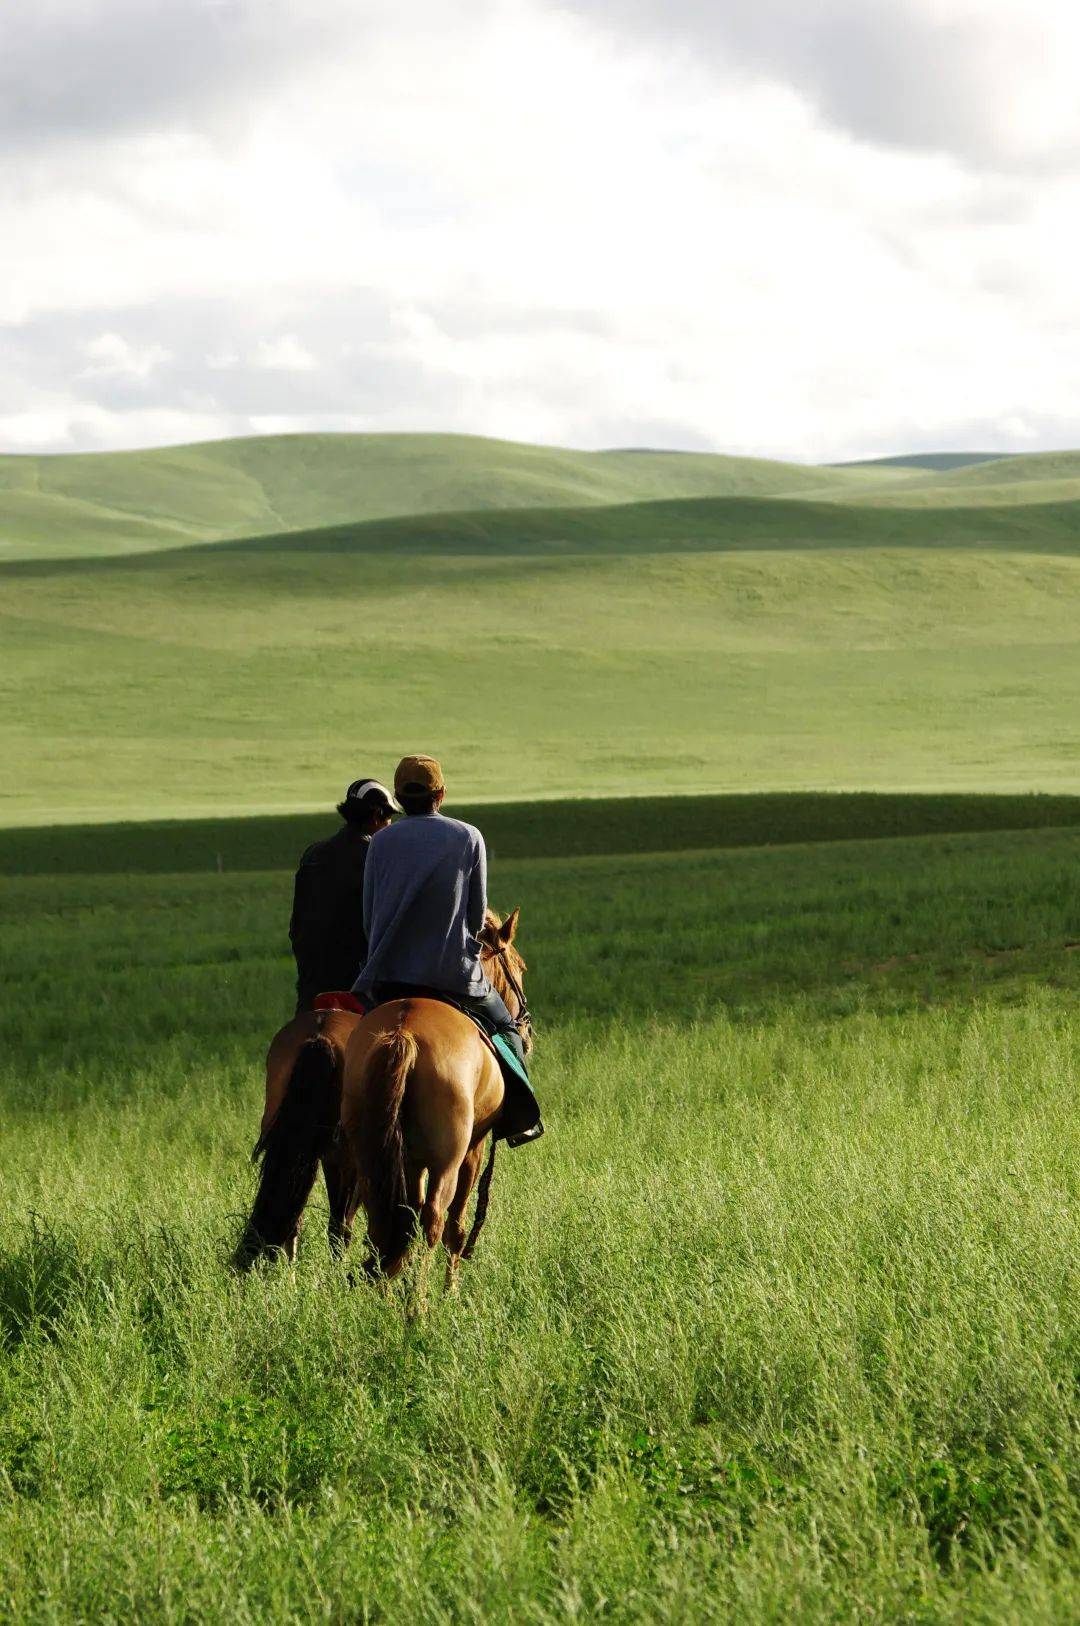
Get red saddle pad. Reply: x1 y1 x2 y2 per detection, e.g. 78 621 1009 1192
313 990 368 1014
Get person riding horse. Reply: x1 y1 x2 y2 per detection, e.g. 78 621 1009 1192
351 754 543 1147
235 756 540 1270
289 777 397 1012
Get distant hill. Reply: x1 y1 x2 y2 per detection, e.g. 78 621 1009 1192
3 433 1078 827
832 453 1002 472
0 432 884 562
841 450 1080 509
126 491 1080 563
7 431 1080 562
3 482 1078 824
910 450 1080 487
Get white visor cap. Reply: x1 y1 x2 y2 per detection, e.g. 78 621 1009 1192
345 778 400 812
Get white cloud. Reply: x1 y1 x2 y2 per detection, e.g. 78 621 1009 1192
0 401 242 452
0 0 1078 460
0 0 378 145
80 331 172 378
565 0 1080 170
254 335 318 371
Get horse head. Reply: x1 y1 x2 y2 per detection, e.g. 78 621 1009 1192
479 906 533 1056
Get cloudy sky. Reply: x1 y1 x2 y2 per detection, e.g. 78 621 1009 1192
3 0 1079 460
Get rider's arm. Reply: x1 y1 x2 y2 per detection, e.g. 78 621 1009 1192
467 830 488 936
288 865 304 949
289 857 321 960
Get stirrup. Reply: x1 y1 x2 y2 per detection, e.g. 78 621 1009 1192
505 1121 545 1148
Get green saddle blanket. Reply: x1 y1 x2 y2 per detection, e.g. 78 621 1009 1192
491 1032 536 1097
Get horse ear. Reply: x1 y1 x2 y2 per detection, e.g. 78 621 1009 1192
498 906 520 946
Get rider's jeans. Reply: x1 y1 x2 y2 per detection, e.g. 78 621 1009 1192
457 987 527 1067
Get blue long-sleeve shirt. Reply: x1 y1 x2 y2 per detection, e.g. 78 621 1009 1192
351 812 491 998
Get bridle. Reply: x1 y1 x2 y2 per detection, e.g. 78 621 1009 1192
483 940 534 1049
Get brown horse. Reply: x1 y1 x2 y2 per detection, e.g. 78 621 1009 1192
233 907 531 1278
339 906 533 1288
232 1004 363 1268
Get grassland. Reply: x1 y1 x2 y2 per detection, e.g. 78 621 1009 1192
833 453 1001 472
5 790 1080 877
2 431 1077 824
0 433 913 562
2 431 1080 1617
8 435 1080 567
3 505 1079 824
3 807 1080 1619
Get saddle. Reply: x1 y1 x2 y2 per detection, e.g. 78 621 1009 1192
312 987 534 1093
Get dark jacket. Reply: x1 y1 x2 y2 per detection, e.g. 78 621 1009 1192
289 825 372 1008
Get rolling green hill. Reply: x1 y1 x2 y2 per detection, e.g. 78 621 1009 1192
144 490 1080 559
3 432 1078 824
2 488 1078 824
6 433 1080 565
4 426 1078 1622
843 450 1080 508
0 433 894 562
832 452 1001 472
925 450 1080 487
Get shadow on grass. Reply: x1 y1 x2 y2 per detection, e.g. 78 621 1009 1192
4 791 1080 877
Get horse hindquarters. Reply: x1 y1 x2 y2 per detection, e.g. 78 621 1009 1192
234 1036 341 1268
347 1009 483 1278
342 1001 499 1286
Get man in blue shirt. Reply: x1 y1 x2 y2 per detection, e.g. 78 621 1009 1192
352 753 542 1145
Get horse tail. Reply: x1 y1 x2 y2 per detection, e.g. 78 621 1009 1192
233 1036 340 1269
356 1022 420 1270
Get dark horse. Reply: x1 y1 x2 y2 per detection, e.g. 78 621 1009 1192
234 908 531 1277
232 1002 363 1267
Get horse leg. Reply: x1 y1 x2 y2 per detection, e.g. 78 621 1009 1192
360 1162 424 1284
405 1159 461 1316
362 1211 413 1282
442 1142 485 1293
234 1023 337 1270
322 1141 355 1256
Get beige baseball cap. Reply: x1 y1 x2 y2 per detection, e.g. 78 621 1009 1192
393 754 445 797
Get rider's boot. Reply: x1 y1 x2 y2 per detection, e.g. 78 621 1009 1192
496 1024 544 1147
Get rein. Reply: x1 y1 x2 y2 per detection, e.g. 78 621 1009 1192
484 943 533 1044
461 1137 497 1259
462 925 528 1257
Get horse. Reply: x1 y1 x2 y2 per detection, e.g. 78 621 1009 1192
339 905 532 1290
232 907 531 1279
232 1003 363 1268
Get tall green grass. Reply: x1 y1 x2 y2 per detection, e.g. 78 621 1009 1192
3 824 1079 1618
